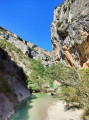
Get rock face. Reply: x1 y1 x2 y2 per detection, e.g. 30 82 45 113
51 0 89 68
0 27 52 66
0 47 30 120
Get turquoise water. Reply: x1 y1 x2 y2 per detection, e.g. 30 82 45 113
11 94 58 120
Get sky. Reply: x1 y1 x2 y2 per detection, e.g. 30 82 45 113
0 0 64 51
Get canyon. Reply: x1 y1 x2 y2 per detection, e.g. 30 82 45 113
0 27 52 120
0 0 89 120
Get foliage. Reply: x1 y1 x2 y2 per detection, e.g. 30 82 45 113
68 3 71 10
65 18 68 23
37 62 89 119
55 6 57 9
71 0 76 3
0 39 26 64
61 68 89 119
62 86 80 103
56 21 63 28
71 18 74 22
83 107 89 120
27 62 67 92
63 6 67 13
58 10 60 14
59 2 64 7
27 58 46 92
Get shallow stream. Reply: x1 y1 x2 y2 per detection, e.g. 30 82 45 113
11 94 58 120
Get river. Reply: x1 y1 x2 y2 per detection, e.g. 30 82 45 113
11 94 58 120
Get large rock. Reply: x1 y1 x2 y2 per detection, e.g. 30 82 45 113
51 0 89 68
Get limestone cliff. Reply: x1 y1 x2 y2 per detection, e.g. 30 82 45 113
0 26 52 66
51 0 89 68
0 45 30 120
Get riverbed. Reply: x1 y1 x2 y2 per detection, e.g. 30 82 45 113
10 94 58 120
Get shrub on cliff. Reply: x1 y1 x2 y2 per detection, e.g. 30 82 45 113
63 6 67 13
56 21 63 28
71 0 76 3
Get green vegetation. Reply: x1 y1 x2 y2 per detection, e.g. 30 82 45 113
27 58 45 92
71 0 76 3
65 18 68 23
56 21 63 28
85 3 88 7
0 39 27 64
17 37 23 41
49 64 89 120
68 3 71 10
54 6 57 9
63 6 67 13
58 10 60 14
0 39 30 93
44 53 52 60
59 2 64 7
71 18 74 22
56 15 59 20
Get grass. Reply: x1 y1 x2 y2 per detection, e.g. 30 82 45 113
0 39 27 63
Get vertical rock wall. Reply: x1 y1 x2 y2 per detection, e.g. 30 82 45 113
51 0 89 68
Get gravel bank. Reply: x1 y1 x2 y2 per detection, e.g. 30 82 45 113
47 101 84 120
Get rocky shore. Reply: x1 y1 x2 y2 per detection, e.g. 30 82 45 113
47 101 84 120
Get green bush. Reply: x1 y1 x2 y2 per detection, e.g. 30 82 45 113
58 10 60 14
56 21 63 28
59 2 64 7
62 86 80 103
65 18 68 23
83 107 89 120
0 39 24 62
55 6 57 9
71 0 75 3
68 3 71 10
71 18 74 22
63 7 67 13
